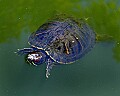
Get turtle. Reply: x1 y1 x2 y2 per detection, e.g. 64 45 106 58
16 17 95 78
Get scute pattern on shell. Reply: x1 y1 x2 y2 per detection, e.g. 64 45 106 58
28 18 95 64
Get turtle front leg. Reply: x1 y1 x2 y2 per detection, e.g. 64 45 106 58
46 59 55 78
15 48 37 55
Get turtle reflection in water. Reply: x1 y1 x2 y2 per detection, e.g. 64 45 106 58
16 17 95 78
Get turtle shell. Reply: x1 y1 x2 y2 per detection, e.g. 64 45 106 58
28 18 95 64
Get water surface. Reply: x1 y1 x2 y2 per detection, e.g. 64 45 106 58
0 0 120 96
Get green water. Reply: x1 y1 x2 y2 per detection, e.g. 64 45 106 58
0 0 120 96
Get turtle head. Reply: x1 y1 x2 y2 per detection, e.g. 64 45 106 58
26 51 46 66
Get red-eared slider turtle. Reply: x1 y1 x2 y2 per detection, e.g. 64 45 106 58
16 17 95 78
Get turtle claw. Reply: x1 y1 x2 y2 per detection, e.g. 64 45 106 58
46 70 50 78
16 49 25 55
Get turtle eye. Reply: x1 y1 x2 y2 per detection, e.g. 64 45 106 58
27 52 45 65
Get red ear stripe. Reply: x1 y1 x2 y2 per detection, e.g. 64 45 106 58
33 58 41 64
